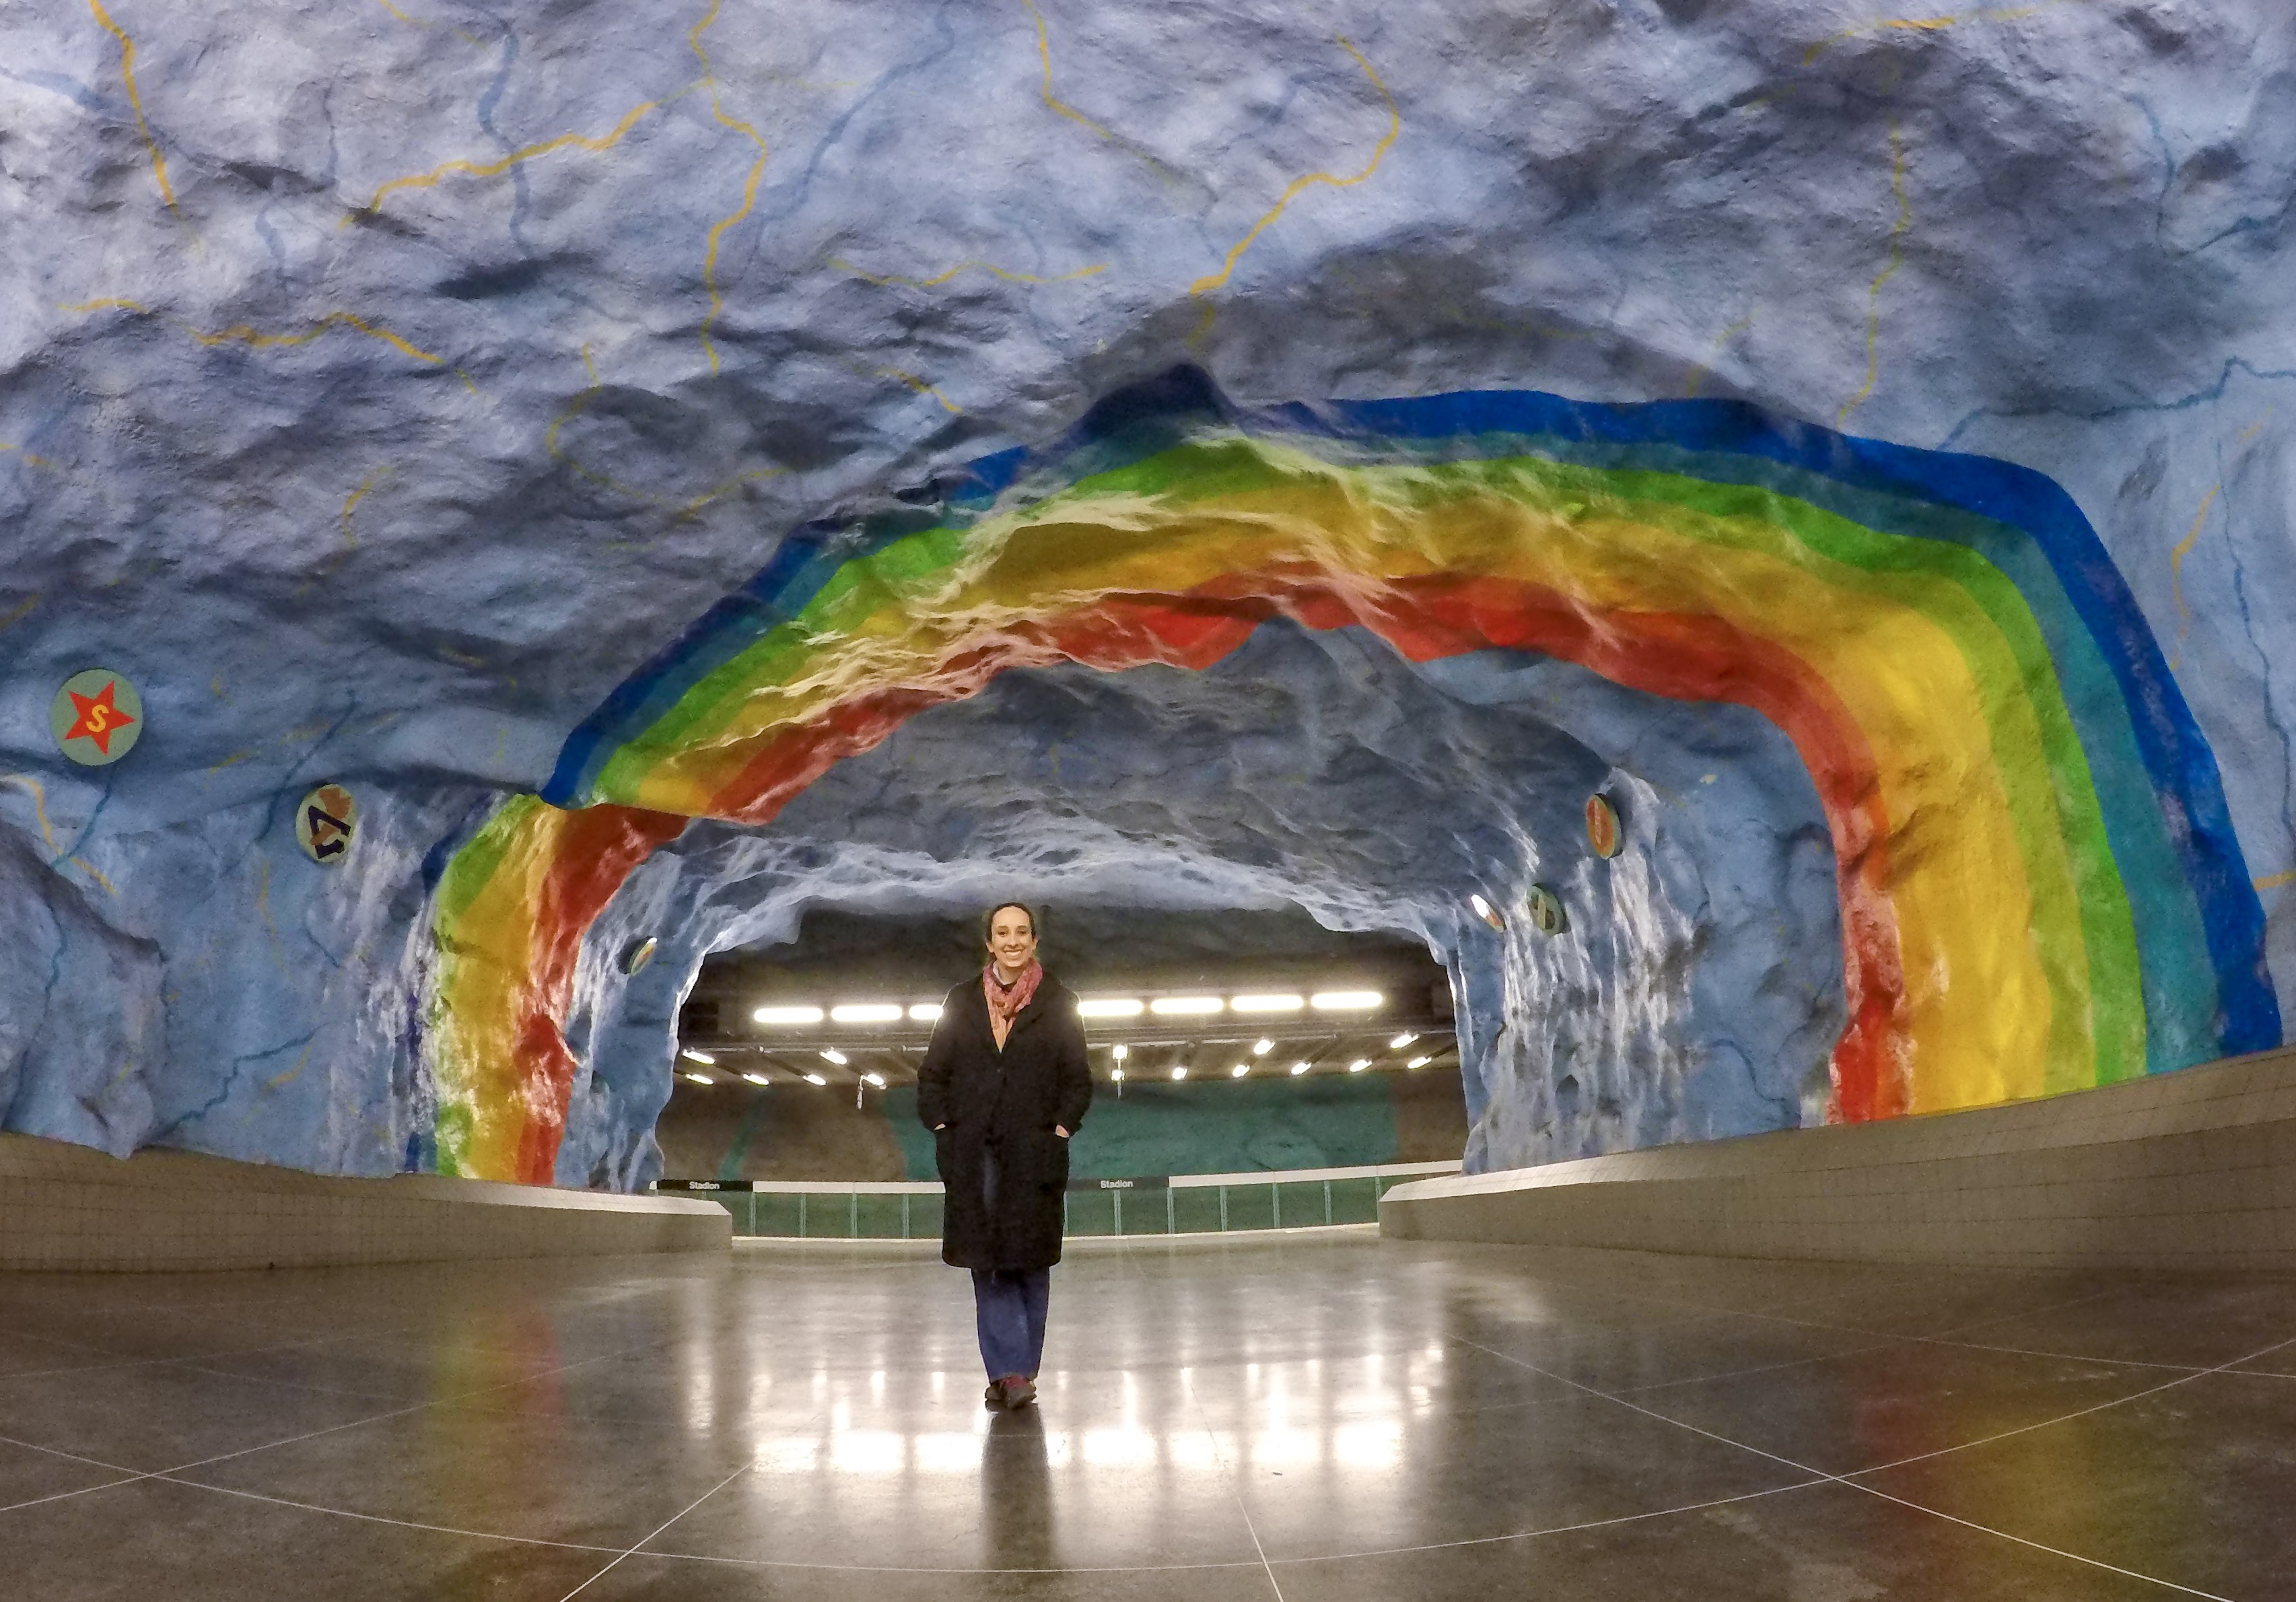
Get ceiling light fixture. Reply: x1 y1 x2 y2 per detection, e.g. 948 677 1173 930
1406 1055 1432 1070
1388 1033 1417 1051
819 1049 848 1066
1230 1064 1249 1078
862 1072 886 1088
1311 991 1383 1012
1170 1066 1189 1080
1252 1039 1274 1055
908 1002 942 1022
1110 1043 1129 1060
1111 1068 1125 1082
754 1004 825 1025
1289 1061 1311 1076
1077 998 1145 1018
1230 994 1305 1014
803 1072 828 1086
741 1072 771 1086
680 1049 717 1066
1150 996 1223 1016
829 1003 903 1024
681 1072 714 1085
1348 1059 1371 1073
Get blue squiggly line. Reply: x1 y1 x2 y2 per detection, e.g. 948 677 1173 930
1936 358 2296 452
153 1028 319 1140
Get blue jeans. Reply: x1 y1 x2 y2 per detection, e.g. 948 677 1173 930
973 1143 1051 1378
972 1267 1051 1380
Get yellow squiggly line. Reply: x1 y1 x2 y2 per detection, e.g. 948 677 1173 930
1 442 65 474
352 93 682 219
1189 38 1399 298
1683 307 1759 398
547 345 783 513
1019 0 1118 141
0 596 36 632
62 299 445 365
2257 869 2295 891
690 0 771 375
85 0 176 210
878 367 962 413
830 256 1107 290
2165 483 2220 670
0 774 114 894
1837 121 1910 427
1801 0 2085 62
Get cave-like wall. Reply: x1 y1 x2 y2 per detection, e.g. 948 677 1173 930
1 0 2289 1188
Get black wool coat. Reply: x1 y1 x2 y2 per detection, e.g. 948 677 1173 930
915 971 1093 1272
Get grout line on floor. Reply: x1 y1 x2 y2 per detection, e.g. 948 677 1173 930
1118 1236 1289 1602
1455 1325 2295 1599
557 1463 756 1601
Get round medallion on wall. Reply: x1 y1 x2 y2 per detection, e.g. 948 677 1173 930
295 783 358 864
1585 793 1623 858
1526 884 1568 936
50 669 143 766
622 936 660 976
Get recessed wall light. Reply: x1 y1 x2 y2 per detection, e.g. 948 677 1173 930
1110 1043 1129 1060
1111 1068 1125 1082
682 1072 715 1085
1347 1059 1370 1073
1170 1066 1188 1080
820 1049 848 1066
1289 1062 1311 1076
1388 1033 1416 1051
862 1072 886 1088
1406 1055 1432 1070
754 1005 825 1025
1252 1039 1274 1055
681 1049 717 1066
803 1072 828 1086
741 1072 771 1086
1230 1064 1249 1078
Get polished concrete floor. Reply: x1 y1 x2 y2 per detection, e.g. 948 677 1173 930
1 1230 2293 1600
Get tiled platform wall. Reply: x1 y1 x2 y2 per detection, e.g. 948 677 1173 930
0 1135 729 1272
1382 1046 2296 1272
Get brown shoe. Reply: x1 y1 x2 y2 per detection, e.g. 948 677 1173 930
983 1378 1007 1409
1000 1374 1037 1409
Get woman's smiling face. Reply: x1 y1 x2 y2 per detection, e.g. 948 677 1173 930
986 905 1038 974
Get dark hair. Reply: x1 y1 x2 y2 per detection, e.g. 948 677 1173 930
980 901 1039 942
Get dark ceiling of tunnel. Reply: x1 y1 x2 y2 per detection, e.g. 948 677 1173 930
691 905 1445 1005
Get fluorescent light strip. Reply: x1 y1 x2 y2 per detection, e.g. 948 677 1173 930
1149 996 1223 1016
829 1003 903 1023
680 1049 717 1066
819 1049 848 1066
907 1002 942 1022
803 1072 828 1086
1077 998 1144 1018
681 1072 715 1085
753 1005 825 1025
741 1072 771 1086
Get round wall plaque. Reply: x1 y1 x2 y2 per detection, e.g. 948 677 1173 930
296 783 358 864
1585 793 1623 859
1526 884 1568 936
50 669 143 766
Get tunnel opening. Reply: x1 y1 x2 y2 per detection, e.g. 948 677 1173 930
659 905 1464 1186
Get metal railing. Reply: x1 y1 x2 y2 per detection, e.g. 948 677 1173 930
654 1160 1460 1239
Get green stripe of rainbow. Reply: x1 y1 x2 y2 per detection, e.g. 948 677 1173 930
421 382 2274 1183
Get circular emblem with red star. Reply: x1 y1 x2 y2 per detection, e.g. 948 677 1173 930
49 670 143 766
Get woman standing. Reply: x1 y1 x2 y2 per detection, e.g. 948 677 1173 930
917 902 1092 1410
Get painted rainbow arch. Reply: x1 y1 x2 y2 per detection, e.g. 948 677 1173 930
422 370 2278 1183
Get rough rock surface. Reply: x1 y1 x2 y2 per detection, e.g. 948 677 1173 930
0 0 2289 1185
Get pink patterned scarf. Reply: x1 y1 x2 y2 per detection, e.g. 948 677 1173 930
983 961 1043 1049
